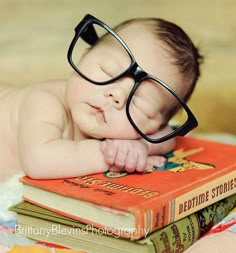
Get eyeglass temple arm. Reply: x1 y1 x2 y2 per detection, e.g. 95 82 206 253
81 24 99 46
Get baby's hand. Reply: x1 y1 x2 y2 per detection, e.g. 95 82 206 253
100 139 166 173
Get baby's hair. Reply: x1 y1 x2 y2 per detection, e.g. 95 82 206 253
152 18 203 102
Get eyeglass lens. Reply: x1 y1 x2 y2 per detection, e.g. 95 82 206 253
71 23 132 83
128 78 188 139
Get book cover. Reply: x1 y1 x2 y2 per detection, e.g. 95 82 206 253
11 194 236 253
21 136 236 239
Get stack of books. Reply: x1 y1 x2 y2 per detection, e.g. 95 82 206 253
11 136 236 252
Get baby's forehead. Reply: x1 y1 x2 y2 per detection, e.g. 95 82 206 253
116 22 155 44
99 21 155 46
100 23 159 62
97 21 185 97
115 20 154 35
116 24 186 95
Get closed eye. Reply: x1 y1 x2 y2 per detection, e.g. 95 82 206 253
97 53 125 79
100 65 113 78
132 96 156 119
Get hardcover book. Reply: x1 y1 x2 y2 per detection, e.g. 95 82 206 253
11 195 236 253
21 136 236 239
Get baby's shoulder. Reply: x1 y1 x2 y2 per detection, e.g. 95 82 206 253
26 79 66 102
21 79 68 116
36 79 66 90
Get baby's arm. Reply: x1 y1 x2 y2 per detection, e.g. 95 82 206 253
18 91 109 179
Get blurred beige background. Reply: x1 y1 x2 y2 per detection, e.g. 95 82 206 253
0 0 235 134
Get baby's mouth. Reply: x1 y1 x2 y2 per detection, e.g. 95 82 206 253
90 104 107 123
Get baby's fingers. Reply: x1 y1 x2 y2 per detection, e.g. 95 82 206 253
100 140 117 165
134 153 148 173
123 151 147 173
147 155 166 167
114 147 129 169
109 165 124 172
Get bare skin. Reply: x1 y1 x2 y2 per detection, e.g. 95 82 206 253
0 22 183 181
0 85 24 179
0 79 173 180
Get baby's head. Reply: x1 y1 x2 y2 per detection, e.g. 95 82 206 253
112 18 203 117
66 15 203 142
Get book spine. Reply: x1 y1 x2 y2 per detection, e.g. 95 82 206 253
138 170 236 238
142 194 236 252
170 171 236 221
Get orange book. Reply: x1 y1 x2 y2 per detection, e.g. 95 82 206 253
21 136 236 239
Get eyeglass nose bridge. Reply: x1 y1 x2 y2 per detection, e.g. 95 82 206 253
127 62 149 82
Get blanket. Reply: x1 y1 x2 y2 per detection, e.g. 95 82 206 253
185 207 236 253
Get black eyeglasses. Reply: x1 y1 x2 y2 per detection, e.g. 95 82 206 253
67 14 198 143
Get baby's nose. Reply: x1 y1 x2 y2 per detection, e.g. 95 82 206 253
104 86 128 109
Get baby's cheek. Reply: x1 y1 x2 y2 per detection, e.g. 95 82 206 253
146 119 162 135
68 75 80 93
67 76 87 106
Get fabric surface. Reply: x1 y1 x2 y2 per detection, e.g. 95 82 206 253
7 245 86 253
0 172 24 227
185 207 236 253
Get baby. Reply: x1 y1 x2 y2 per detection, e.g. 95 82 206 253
0 14 203 180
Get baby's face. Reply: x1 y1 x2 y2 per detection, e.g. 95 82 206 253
66 23 183 139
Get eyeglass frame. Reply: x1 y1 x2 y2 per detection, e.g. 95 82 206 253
67 14 198 143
